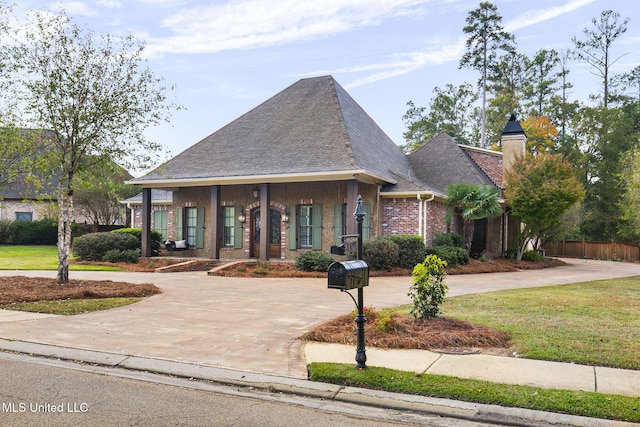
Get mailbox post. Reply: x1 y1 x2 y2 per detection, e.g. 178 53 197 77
327 195 368 369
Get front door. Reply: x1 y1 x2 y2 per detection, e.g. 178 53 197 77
251 208 282 259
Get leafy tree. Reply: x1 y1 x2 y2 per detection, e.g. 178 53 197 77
523 49 561 116
521 116 558 155
401 83 479 151
618 148 640 241
572 9 629 108
401 101 429 153
485 52 527 143
8 12 177 284
504 153 585 260
574 106 635 241
444 183 501 254
459 1 515 147
74 160 138 227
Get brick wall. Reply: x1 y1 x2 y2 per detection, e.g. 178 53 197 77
461 147 503 188
380 198 448 247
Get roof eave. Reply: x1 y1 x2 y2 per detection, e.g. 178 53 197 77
127 170 396 188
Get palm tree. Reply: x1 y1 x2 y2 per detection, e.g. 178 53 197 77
444 183 502 254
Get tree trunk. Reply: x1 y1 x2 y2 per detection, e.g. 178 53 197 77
463 220 475 254
57 189 73 284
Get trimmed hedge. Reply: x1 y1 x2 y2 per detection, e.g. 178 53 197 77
433 232 464 248
295 251 335 272
3 219 58 245
425 245 469 267
363 237 399 271
72 232 140 261
102 249 140 263
384 234 426 269
112 228 163 256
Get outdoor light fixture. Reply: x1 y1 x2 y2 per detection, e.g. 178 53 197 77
238 212 246 223
282 210 289 223
252 187 260 199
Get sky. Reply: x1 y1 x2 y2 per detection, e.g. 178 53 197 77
11 0 640 171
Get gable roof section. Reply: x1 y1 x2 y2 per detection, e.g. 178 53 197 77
407 132 496 194
133 76 411 187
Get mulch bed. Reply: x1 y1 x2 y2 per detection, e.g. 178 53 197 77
301 313 511 351
0 277 161 305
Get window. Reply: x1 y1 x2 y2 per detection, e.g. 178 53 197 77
15 212 33 222
298 205 313 249
175 206 205 248
223 206 235 247
288 203 323 250
333 202 371 245
185 207 198 247
153 210 168 240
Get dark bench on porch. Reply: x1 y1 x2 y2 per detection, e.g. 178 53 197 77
164 240 189 251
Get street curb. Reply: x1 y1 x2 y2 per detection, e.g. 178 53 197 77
0 339 635 427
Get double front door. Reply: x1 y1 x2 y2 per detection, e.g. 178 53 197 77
251 208 281 259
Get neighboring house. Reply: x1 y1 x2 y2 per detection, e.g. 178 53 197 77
121 189 173 240
0 180 58 222
1 132 132 226
130 76 525 260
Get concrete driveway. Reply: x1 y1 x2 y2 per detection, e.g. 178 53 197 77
0 258 637 379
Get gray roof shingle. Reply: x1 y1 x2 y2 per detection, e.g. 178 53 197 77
134 76 411 184
407 132 496 194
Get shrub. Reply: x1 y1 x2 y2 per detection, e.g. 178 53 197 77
295 251 335 272
112 228 163 256
504 248 518 260
11 219 58 245
102 249 140 263
384 234 426 269
408 254 448 319
522 249 544 262
0 219 13 244
425 245 469 267
433 232 464 248
363 237 399 271
72 232 140 261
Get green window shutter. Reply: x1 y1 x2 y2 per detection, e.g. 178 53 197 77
234 206 244 249
363 203 371 240
288 204 297 250
176 207 183 240
312 203 323 250
333 203 343 245
196 206 205 248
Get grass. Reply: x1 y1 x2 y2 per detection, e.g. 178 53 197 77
0 245 123 271
4 298 144 315
309 363 640 423
438 276 640 370
309 276 640 422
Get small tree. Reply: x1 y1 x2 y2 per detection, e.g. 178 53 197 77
504 153 585 259
9 12 177 283
444 183 501 254
408 255 448 319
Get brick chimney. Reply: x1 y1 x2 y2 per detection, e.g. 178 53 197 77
501 114 526 185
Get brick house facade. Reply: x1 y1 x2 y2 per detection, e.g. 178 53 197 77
130 76 524 260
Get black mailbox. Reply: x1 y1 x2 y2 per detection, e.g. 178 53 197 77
328 260 369 290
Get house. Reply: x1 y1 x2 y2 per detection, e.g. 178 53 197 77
130 76 525 259
1 131 132 226
121 189 173 240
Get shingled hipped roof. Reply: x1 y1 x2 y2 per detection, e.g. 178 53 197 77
133 76 413 187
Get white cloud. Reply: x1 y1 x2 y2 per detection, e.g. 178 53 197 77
144 0 431 57
52 1 97 16
504 0 596 32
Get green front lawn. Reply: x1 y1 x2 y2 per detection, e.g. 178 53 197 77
311 276 640 422
0 245 123 271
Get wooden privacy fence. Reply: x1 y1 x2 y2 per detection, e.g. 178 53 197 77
544 240 640 263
